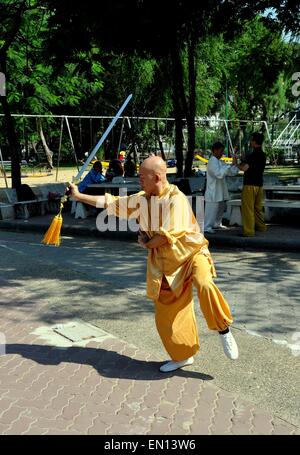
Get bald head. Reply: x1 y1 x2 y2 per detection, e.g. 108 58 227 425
139 156 168 195
140 156 167 176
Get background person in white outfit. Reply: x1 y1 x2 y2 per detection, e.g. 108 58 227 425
204 142 239 233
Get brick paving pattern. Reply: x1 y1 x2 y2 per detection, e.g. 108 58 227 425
0 282 298 435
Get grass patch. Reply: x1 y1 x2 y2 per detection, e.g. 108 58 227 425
264 165 300 178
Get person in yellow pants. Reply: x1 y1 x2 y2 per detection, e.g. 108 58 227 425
69 156 239 373
155 253 234 365
241 185 266 236
239 132 267 237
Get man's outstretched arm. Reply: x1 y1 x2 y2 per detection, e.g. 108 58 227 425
68 183 105 208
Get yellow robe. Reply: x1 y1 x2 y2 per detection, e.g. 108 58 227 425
105 183 233 360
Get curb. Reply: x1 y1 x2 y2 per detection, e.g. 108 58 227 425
1 220 300 251
0 220 137 242
206 233 300 252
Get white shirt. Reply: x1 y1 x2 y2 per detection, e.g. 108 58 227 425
205 155 239 202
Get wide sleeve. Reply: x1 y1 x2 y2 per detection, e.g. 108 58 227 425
208 158 231 179
105 192 141 219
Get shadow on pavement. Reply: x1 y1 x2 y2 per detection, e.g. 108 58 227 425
5 344 214 382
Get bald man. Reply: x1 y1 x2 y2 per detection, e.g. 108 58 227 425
69 156 238 372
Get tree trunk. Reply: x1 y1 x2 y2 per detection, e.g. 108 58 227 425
0 54 21 188
155 120 166 161
172 83 184 177
24 123 29 162
0 3 27 188
0 96 21 189
170 39 186 177
184 35 197 177
37 118 53 168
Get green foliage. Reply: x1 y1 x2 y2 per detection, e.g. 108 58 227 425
1 1 300 166
224 16 295 121
195 37 227 116
0 0 107 162
1 1 104 117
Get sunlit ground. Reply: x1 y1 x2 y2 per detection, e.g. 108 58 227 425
1 163 300 188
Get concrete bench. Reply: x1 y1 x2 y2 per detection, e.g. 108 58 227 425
0 188 61 219
15 195 62 219
14 198 50 219
71 201 101 219
0 203 15 220
227 199 300 225
71 201 88 219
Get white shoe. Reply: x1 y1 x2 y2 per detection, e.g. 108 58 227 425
219 330 239 360
213 224 228 230
204 227 215 234
159 356 194 373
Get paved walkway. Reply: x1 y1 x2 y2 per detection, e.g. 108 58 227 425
0 279 299 435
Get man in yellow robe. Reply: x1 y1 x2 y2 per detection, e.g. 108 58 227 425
69 156 238 372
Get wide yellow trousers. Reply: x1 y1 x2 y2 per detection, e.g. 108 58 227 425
154 253 233 362
241 185 267 237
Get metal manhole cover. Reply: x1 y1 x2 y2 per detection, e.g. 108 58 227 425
53 321 110 342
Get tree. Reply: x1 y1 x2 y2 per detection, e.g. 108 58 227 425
224 16 292 121
213 15 300 161
0 0 28 188
45 0 300 176
3 1 299 185
0 0 105 186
